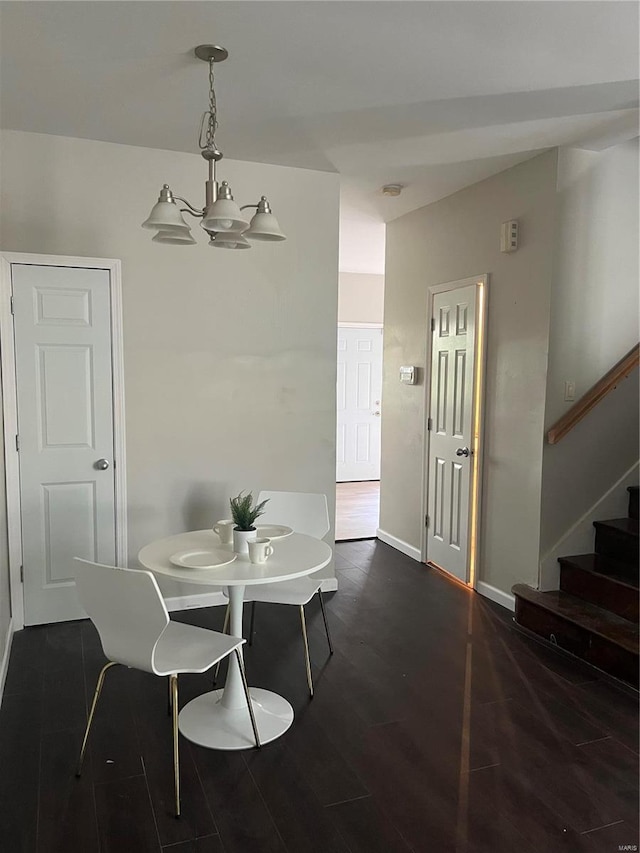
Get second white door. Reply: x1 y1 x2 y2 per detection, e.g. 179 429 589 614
12 263 118 625
426 284 477 582
336 326 383 482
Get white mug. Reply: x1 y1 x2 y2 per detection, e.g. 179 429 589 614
247 537 274 564
214 519 234 545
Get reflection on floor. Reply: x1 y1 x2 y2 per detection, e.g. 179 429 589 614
1 540 638 853
335 480 380 540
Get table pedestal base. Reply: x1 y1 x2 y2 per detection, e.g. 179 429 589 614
178 688 294 750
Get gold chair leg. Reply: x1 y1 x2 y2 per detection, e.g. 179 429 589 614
167 675 172 716
234 649 261 748
76 661 118 777
171 674 180 818
299 605 314 698
213 603 231 685
318 590 334 655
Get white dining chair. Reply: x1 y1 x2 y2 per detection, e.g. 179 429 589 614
218 491 334 697
73 558 260 817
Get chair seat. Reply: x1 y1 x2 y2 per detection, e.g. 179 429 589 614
241 577 322 606
153 621 244 676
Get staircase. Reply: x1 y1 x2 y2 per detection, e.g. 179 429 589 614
513 486 639 688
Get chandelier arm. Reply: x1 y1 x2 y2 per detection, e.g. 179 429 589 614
173 196 205 216
239 204 259 211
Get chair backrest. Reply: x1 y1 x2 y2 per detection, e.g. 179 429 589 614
74 558 169 674
257 491 330 539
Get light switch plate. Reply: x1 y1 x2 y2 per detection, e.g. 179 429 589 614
564 380 576 402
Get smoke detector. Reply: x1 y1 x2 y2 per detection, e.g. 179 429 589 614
381 184 403 197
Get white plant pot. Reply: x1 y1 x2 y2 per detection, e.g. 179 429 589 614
233 528 256 555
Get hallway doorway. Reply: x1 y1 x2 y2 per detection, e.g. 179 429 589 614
335 481 380 540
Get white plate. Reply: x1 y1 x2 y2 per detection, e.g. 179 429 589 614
255 524 293 540
169 549 237 570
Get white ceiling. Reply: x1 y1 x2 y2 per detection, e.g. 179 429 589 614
1 1 638 274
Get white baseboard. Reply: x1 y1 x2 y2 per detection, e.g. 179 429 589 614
376 528 422 562
0 618 14 707
476 581 515 612
164 576 338 614
539 459 639 590
164 590 228 612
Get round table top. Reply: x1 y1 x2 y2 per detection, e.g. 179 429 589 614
137 529 332 587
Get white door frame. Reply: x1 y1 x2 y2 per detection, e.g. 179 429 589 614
338 322 383 330
0 252 127 630
421 275 489 589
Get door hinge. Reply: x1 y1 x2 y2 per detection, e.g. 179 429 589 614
10 295 14 315
20 565 24 583
425 514 429 528
431 317 435 332
15 434 20 452
427 417 433 431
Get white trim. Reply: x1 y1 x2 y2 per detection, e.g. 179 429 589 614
165 590 228 612
476 581 515 612
0 257 24 629
164 576 338 614
0 252 127 628
376 528 421 561
421 274 489 589
538 459 639 590
337 322 384 329
0 618 14 707
109 260 128 567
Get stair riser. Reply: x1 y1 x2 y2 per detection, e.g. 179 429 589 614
594 525 639 565
560 563 639 623
629 488 639 521
514 598 639 688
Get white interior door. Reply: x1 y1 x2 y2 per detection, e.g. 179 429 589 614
336 326 383 482
426 285 477 582
12 264 117 625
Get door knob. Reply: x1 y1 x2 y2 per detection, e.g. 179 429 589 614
456 447 470 458
373 411 381 416
95 458 110 470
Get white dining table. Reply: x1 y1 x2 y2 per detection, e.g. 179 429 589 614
138 529 332 750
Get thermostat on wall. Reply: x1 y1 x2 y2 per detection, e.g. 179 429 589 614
399 365 416 384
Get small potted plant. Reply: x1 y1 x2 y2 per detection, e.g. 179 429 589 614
229 491 269 554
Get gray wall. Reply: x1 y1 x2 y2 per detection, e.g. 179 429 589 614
0 130 340 600
381 151 558 597
539 140 640 568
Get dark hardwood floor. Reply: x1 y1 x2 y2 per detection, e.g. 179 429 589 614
1 540 638 853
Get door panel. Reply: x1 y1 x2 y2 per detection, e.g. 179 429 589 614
12 264 116 625
426 285 477 582
336 326 383 481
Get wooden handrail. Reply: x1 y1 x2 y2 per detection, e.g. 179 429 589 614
547 343 640 445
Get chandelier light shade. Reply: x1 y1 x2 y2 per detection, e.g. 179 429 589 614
209 232 252 250
152 230 198 245
201 181 250 232
142 45 286 250
245 197 287 241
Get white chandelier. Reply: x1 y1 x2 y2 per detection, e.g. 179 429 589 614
142 45 286 249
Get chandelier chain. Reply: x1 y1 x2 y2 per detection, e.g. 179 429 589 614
199 57 219 156
207 58 217 145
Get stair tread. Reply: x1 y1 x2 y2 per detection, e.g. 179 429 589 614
559 553 639 590
512 584 639 654
593 517 639 537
